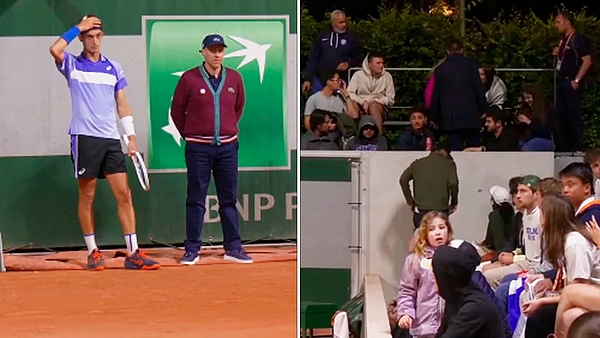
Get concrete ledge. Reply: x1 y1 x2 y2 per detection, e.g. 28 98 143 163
363 274 392 338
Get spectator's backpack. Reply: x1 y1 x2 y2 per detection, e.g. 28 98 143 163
570 34 599 83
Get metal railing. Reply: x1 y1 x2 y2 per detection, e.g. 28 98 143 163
348 67 557 127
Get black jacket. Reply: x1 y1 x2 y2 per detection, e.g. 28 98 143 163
433 245 505 338
395 127 436 150
305 28 362 83
430 53 487 131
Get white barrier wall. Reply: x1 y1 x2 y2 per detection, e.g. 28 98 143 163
357 151 556 301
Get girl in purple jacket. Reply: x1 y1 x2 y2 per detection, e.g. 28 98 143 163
396 211 454 338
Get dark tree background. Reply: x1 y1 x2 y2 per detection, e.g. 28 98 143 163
302 0 600 22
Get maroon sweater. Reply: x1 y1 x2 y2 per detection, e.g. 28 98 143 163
170 66 245 141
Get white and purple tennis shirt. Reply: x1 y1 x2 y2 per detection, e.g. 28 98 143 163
56 52 128 140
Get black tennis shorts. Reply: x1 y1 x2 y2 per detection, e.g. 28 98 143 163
70 134 127 179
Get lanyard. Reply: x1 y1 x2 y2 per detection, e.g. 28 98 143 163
558 31 576 62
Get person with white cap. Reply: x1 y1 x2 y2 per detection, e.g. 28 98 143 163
480 186 515 253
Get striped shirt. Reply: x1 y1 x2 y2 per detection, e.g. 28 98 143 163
56 52 128 140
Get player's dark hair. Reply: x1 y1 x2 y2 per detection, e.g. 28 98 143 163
319 70 341 86
557 12 576 26
447 40 463 53
409 105 425 118
486 106 507 124
80 14 103 34
559 162 595 194
368 52 385 63
508 176 523 196
584 149 600 165
309 109 332 131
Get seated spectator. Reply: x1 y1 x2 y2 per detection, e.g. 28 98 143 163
555 283 600 337
300 110 339 150
347 52 395 132
395 106 436 151
482 175 542 290
480 186 515 254
304 70 359 144
451 239 513 338
465 106 519 152
479 66 508 108
583 148 600 200
432 243 505 337
521 194 600 338
344 115 387 151
514 84 555 151
493 177 561 317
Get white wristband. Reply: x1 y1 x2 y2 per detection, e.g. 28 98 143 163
120 115 135 136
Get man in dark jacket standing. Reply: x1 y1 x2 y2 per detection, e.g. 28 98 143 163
399 141 459 229
302 10 362 94
430 40 488 151
170 34 252 265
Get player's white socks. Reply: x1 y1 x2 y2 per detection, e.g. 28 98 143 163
124 233 139 254
84 234 98 255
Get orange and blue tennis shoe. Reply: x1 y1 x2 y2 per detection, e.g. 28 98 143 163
86 248 105 271
124 249 160 270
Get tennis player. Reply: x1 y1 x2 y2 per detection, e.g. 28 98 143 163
49 14 159 271
170 34 253 265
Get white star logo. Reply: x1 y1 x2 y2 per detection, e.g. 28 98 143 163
223 35 271 83
163 35 271 145
161 97 182 146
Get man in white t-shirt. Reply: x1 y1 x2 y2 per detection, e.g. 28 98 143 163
483 175 543 289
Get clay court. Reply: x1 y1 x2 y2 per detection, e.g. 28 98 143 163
0 246 297 338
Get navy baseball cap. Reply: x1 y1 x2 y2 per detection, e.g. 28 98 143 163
202 34 227 49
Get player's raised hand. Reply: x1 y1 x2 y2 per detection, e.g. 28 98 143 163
77 15 102 32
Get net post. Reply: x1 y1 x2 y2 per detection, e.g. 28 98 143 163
0 231 6 272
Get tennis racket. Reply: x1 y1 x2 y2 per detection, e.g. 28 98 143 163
123 135 150 191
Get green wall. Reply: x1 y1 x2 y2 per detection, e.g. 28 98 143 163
0 0 297 36
300 156 353 307
0 0 298 249
0 152 296 248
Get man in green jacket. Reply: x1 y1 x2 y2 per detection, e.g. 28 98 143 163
399 141 459 229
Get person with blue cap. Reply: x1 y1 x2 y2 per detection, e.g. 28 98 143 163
170 33 253 265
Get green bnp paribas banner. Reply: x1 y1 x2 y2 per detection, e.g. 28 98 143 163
145 16 289 171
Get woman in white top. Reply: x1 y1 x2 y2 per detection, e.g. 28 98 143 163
553 215 600 338
479 66 507 108
521 194 600 336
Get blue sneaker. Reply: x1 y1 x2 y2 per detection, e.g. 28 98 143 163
224 249 253 264
86 248 105 271
180 251 199 265
124 249 161 270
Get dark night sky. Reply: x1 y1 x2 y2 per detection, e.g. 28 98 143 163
302 0 600 22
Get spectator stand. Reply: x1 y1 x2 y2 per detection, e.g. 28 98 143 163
347 67 557 147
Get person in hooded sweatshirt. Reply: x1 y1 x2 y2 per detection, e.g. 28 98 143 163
432 243 505 338
449 240 512 338
344 115 388 151
302 9 362 95
347 52 395 132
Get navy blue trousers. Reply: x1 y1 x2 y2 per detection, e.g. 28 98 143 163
184 141 242 252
